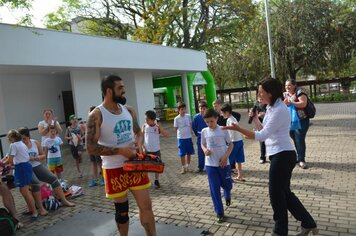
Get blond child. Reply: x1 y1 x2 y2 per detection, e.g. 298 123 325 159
5 129 38 221
42 126 64 180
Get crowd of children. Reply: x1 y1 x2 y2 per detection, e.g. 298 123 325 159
1 99 246 229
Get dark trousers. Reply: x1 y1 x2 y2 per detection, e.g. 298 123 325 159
269 151 316 236
206 165 232 216
260 141 266 161
290 118 310 162
196 137 205 171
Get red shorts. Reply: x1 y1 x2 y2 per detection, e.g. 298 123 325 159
102 167 151 199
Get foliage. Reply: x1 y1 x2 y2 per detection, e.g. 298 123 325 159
313 93 356 102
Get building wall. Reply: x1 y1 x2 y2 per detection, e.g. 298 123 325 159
0 74 71 152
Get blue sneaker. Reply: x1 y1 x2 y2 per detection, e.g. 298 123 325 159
88 179 98 187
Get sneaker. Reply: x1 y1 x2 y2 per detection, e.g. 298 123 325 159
88 179 98 187
299 162 307 169
100 178 105 186
259 160 266 164
216 214 225 223
180 167 185 174
226 199 231 206
154 180 160 189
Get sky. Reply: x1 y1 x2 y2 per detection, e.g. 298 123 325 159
0 0 63 27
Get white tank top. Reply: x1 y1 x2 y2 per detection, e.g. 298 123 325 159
98 104 135 169
143 123 160 152
28 139 41 167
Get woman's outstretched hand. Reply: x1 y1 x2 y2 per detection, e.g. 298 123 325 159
222 123 239 131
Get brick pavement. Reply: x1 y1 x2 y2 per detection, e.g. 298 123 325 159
1 102 356 236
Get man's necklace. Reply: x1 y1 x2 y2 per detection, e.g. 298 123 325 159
107 105 121 115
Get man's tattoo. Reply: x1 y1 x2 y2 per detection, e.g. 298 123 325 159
132 116 141 134
86 112 120 156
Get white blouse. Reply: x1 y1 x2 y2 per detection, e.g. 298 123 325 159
255 99 295 156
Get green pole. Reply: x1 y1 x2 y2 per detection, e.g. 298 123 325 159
165 86 176 108
201 70 217 108
187 73 196 116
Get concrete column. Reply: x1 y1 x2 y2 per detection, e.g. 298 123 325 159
181 73 191 115
119 71 155 126
0 79 8 157
70 70 102 121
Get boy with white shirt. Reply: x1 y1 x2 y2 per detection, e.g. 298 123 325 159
201 108 233 223
173 102 195 174
221 103 246 181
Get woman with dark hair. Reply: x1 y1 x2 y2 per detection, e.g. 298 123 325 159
18 127 75 212
223 78 318 236
284 79 309 169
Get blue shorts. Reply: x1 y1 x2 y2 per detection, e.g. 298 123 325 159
14 162 33 187
177 138 195 157
229 140 245 164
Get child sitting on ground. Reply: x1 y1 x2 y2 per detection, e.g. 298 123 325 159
142 110 169 188
42 126 64 180
201 109 233 223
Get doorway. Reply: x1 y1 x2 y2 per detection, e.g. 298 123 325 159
62 91 74 126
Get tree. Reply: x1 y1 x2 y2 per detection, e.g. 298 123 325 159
271 0 355 80
44 0 257 50
0 0 33 25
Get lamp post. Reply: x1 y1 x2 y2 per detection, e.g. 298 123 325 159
264 0 276 79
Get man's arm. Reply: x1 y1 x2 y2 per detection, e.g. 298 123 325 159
126 106 143 153
86 108 135 157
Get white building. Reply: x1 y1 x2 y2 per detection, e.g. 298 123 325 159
0 23 207 154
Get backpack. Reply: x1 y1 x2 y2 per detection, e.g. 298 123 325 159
0 208 17 236
305 98 316 119
297 90 316 119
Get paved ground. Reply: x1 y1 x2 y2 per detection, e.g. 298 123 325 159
2 102 356 236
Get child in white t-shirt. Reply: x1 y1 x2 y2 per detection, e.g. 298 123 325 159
201 108 233 223
221 103 246 181
4 129 38 220
42 125 64 180
173 102 195 174
142 110 169 189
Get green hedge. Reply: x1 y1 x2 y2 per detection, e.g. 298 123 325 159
230 93 356 108
312 93 356 103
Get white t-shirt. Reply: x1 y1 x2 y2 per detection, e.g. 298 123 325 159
201 126 231 167
174 114 192 139
9 141 30 165
226 115 243 142
143 123 160 152
38 120 60 143
42 137 63 158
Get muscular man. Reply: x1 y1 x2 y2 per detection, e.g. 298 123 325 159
86 75 156 236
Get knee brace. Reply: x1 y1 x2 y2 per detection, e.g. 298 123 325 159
114 201 129 224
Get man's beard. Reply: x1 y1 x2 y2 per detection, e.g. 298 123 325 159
112 92 126 105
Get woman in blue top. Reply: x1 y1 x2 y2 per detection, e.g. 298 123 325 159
223 78 318 236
